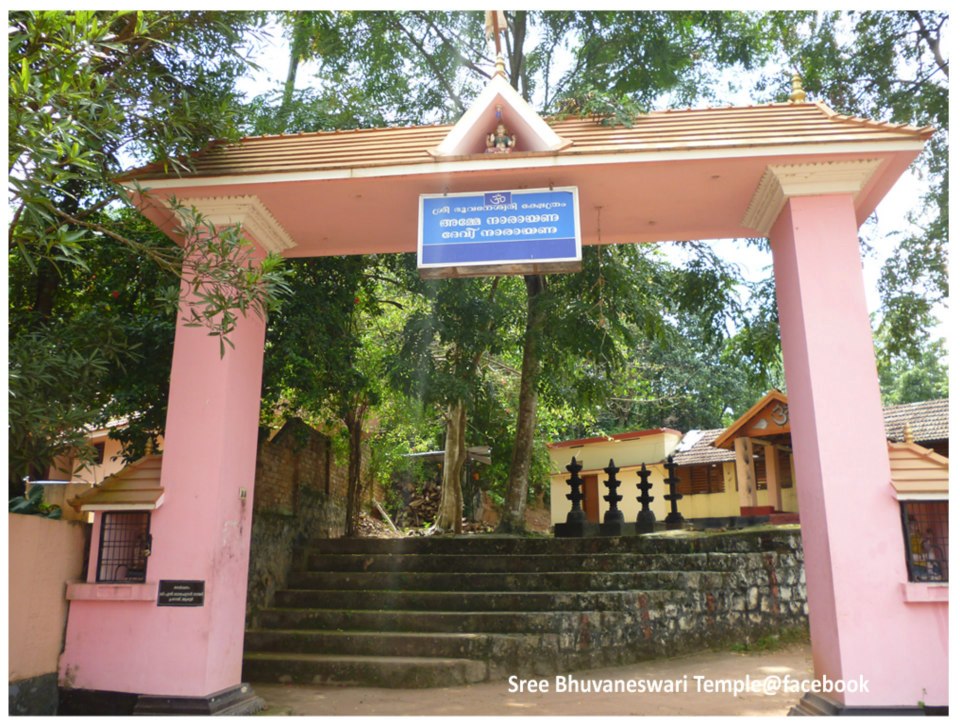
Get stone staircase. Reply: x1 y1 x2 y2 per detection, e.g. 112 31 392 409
242 530 806 688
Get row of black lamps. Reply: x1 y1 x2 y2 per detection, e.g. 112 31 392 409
555 455 685 537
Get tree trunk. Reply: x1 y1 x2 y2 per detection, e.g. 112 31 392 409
33 258 59 320
343 403 367 537
433 399 467 533
498 274 547 533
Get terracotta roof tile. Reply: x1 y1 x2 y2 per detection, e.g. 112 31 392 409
122 101 933 182
883 399 949 443
671 399 947 467
672 429 736 466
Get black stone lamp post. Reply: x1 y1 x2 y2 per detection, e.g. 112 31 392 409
600 458 629 536
554 456 588 537
663 455 685 530
636 463 656 534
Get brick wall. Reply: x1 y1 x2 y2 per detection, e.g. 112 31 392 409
247 419 351 624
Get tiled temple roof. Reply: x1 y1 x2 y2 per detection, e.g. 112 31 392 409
121 101 933 181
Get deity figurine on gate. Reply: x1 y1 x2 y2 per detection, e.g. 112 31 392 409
486 121 516 153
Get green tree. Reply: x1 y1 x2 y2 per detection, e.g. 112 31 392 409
267 10 784 531
254 11 944 532
260 255 381 536
876 334 948 406
8 11 290 493
758 11 948 362
387 264 513 532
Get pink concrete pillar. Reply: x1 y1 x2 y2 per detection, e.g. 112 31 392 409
59 243 268 704
770 194 947 708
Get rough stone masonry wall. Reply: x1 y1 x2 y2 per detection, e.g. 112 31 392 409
246 419 348 626
494 529 809 678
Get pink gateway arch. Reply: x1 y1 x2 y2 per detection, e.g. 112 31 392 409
58 72 945 713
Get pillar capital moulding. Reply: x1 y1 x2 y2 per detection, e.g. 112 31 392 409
742 159 883 236
178 195 297 254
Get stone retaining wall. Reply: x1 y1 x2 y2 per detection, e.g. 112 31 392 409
535 529 809 675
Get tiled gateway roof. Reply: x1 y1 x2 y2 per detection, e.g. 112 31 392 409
122 101 933 181
673 399 949 466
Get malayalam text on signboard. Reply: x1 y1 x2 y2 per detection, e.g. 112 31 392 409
418 187 581 278
157 580 205 607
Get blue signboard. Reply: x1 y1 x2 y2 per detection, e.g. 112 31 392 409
418 187 581 278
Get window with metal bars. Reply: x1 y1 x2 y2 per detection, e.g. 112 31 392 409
96 512 151 583
901 501 948 583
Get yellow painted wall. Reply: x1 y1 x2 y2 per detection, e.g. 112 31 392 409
551 463 674 523
551 460 749 523
548 432 683 477
780 486 799 512
8 514 87 682
675 462 741 519
548 435 801 524
549 432 684 524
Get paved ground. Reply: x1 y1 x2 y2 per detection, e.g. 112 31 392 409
253 643 813 716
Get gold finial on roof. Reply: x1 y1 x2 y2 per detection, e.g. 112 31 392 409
145 437 155 456
494 54 507 78
904 422 914 444
789 72 807 103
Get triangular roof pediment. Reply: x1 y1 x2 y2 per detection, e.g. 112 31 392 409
430 73 571 157
69 454 165 512
888 441 948 498
713 390 790 450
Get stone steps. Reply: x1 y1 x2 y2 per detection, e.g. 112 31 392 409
271 587 692 612
286 569 692 592
257 594 683 633
243 652 489 688
296 533 788 556
245 629 522 660
301 551 749 573
243 531 807 688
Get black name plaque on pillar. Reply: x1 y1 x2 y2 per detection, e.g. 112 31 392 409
157 580 205 607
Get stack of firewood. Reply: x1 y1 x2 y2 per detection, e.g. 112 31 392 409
394 479 441 528
461 520 495 534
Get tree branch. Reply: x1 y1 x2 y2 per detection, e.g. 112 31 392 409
390 16 467 114
50 206 181 272
908 11 948 78
415 11 491 79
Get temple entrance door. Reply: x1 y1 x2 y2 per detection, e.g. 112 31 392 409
582 474 600 523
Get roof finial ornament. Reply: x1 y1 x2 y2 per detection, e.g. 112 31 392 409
789 71 807 103
904 422 914 444
485 11 508 78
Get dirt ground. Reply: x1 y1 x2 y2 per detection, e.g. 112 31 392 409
253 643 813 717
